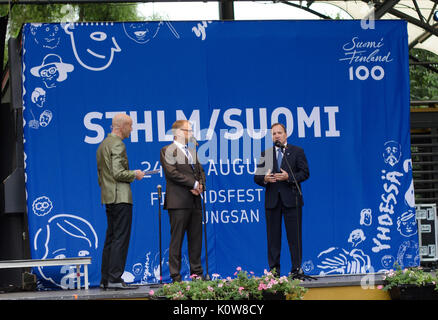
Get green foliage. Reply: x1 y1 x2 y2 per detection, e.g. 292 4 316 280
410 48 438 103
153 267 308 300
383 264 438 291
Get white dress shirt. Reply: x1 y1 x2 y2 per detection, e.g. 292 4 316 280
173 140 199 190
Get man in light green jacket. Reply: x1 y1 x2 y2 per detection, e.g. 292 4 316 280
96 113 144 290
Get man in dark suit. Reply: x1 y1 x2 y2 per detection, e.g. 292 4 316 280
96 113 145 290
254 123 309 278
160 120 206 282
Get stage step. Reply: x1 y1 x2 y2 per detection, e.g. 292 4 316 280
301 273 390 300
303 286 390 300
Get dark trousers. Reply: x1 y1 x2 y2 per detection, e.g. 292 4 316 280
101 203 133 283
168 208 203 281
265 198 302 275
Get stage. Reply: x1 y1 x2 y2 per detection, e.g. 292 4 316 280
0 273 390 300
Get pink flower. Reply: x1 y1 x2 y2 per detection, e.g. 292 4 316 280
190 274 199 279
149 290 155 295
208 286 214 292
238 286 244 294
218 283 223 288
377 285 383 290
258 283 267 291
236 267 242 271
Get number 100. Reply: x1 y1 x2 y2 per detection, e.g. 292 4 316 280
349 65 384 80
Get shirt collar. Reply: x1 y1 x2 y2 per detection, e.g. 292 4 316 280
275 142 287 150
109 133 122 140
173 140 187 149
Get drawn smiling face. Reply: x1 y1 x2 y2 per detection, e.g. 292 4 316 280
383 141 402 167
123 21 162 44
39 65 59 88
64 23 121 71
31 23 61 49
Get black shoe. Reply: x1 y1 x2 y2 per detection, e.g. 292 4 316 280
289 268 304 279
107 280 139 290
191 273 205 281
99 280 108 290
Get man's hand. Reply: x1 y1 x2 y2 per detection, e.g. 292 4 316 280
274 169 289 182
264 169 277 183
190 181 203 196
134 170 145 180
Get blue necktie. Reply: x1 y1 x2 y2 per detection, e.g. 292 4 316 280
277 147 283 172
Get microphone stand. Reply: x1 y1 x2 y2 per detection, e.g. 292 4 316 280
279 144 316 281
157 185 163 285
201 176 210 281
149 185 163 289
192 137 210 281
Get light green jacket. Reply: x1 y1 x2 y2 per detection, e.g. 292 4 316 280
96 133 136 204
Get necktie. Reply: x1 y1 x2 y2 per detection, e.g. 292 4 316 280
184 145 195 170
277 147 283 172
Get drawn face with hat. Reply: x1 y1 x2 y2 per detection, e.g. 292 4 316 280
30 54 74 88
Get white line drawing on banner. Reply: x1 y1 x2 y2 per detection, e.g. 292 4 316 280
31 87 46 108
123 21 161 44
403 159 415 208
140 248 190 283
132 262 143 276
27 108 52 130
123 20 180 44
348 229 366 247
64 22 121 71
397 240 419 268
397 210 418 237
30 23 61 49
32 196 53 216
359 208 372 226
316 247 371 275
28 108 40 129
381 255 396 269
165 21 180 39
192 21 212 41
39 110 53 127
383 140 402 167
33 214 98 289
302 260 314 273
30 54 74 88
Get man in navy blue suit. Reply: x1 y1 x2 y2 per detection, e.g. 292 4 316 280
254 123 310 278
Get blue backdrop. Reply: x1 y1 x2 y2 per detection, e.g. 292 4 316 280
21 20 417 289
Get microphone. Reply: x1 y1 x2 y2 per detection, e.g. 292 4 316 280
157 185 162 198
274 140 285 149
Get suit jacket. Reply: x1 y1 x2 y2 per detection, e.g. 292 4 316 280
96 133 136 204
160 142 206 210
254 144 309 209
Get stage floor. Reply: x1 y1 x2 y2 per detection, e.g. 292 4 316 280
0 273 387 300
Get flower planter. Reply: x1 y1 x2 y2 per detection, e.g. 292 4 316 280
389 284 438 300
262 291 286 300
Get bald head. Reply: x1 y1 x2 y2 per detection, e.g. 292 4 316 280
112 113 133 139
